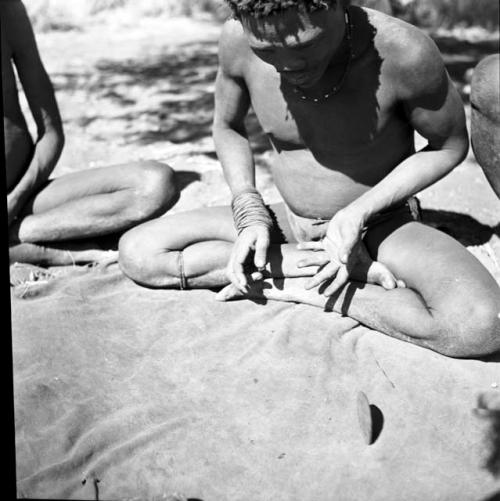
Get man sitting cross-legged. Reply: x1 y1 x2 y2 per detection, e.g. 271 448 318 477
3 0 178 266
119 0 500 358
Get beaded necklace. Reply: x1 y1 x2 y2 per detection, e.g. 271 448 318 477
292 8 354 103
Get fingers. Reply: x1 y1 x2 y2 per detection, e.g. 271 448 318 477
227 227 265 292
229 257 248 293
216 271 264 302
323 265 350 296
296 253 329 268
324 216 362 265
215 283 242 302
297 241 325 251
321 238 344 266
227 227 271 293
337 231 359 264
226 238 251 292
305 261 340 290
254 231 270 270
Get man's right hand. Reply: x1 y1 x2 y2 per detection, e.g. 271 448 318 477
226 224 271 293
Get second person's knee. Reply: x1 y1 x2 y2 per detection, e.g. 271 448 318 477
132 161 178 220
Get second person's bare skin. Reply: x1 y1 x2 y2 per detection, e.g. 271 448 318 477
3 0 178 266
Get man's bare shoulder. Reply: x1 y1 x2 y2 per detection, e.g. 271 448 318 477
365 8 446 98
218 19 253 77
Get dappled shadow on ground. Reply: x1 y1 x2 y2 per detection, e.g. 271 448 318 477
52 31 497 153
53 39 270 155
51 31 497 167
94 41 218 145
421 209 500 246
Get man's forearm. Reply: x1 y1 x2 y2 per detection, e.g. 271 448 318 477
346 144 467 221
213 124 257 195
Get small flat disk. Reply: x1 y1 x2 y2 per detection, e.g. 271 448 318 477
357 390 373 446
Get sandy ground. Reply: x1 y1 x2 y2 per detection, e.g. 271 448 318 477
21 15 500 279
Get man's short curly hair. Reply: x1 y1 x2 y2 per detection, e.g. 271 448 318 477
224 0 343 18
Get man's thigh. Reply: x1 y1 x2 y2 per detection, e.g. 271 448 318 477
268 203 297 244
365 218 500 310
122 202 291 256
142 205 239 249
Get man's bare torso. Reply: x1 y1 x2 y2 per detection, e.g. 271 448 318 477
225 8 422 218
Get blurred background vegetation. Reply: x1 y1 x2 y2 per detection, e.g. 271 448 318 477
26 0 500 32
362 0 499 30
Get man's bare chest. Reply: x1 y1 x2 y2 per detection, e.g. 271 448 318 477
245 59 405 155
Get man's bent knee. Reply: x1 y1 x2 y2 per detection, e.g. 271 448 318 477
130 161 178 221
432 300 500 358
118 226 179 287
119 227 157 284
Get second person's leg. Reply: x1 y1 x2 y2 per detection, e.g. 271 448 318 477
10 161 177 265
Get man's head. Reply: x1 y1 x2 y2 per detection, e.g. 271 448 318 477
225 0 350 89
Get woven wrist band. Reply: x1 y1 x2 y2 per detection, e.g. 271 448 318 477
231 188 273 235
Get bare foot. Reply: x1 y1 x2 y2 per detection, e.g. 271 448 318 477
352 242 406 289
297 241 405 290
10 241 119 266
216 241 405 304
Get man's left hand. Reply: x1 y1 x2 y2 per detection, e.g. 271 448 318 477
297 208 403 296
